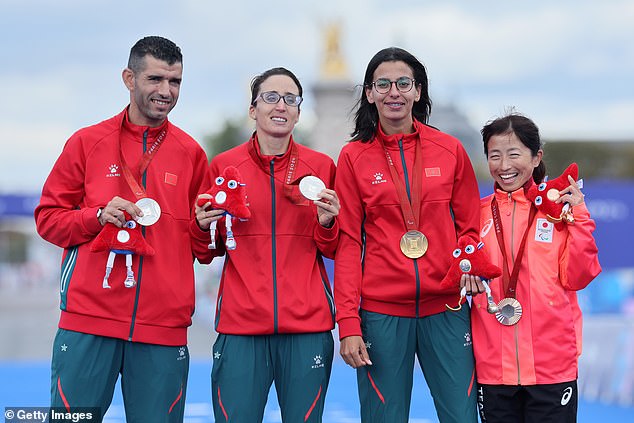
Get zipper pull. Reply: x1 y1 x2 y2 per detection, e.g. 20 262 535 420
507 192 512 216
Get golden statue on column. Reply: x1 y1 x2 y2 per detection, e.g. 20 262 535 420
320 23 348 80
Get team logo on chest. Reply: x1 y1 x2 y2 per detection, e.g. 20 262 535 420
371 172 387 185
106 164 120 178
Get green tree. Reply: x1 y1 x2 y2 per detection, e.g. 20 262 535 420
203 118 251 159
543 140 634 179
203 118 315 160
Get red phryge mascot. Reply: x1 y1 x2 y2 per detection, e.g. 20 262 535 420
441 235 502 312
526 162 579 230
91 211 155 289
197 166 251 250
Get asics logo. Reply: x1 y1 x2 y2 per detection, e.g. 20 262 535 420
561 386 573 405
481 219 493 237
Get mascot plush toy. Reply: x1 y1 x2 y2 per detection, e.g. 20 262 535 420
91 211 155 289
197 166 251 250
441 235 501 312
526 162 579 229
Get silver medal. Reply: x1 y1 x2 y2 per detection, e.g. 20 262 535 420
135 197 161 226
299 176 326 201
459 259 472 273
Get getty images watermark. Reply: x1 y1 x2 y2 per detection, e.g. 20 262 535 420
4 407 100 422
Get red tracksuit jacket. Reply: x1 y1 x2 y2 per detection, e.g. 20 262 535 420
472 186 601 385
35 108 209 346
191 135 339 335
334 120 481 339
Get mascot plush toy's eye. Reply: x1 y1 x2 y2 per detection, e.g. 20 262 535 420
452 248 461 258
215 176 225 185
538 182 547 191
227 180 238 189
125 220 137 229
465 244 475 254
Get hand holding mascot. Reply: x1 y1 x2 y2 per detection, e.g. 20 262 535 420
197 166 250 250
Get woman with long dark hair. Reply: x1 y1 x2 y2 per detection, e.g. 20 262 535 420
334 47 481 422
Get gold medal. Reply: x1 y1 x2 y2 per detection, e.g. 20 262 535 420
399 230 428 259
495 298 523 325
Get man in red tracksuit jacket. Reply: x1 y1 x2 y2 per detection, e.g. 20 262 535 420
192 67 340 423
34 36 209 423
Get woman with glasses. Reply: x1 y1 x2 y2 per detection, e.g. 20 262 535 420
334 47 481 422
193 67 340 422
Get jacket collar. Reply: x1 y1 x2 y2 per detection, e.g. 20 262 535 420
376 119 421 149
248 132 297 168
493 179 535 205
119 106 170 142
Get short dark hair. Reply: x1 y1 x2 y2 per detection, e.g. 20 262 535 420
250 67 303 108
128 36 182 73
351 47 432 142
481 112 546 184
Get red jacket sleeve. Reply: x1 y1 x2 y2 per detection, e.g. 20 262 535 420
34 134 103 248
333 148 364 339
449 142 481 243
189 147 217 264
190 158 230 263
313 159 339 259
559 203 602 290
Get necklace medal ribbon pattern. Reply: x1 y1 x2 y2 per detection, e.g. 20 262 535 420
119 123 167 226
376 135 427 259
490 196 537 325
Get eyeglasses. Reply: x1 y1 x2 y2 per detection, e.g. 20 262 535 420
257 91 303 107
371 77 416 94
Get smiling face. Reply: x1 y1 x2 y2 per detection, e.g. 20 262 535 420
487 132 543 192
366 60 421 135
249 74 300 144
123 55 182 127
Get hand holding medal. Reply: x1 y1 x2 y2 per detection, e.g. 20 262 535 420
97 196 148 228
299 176 340 228
134 197 161 226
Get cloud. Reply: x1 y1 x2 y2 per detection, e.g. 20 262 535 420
1 0 632 192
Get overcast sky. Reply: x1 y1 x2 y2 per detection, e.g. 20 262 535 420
1 0 633 192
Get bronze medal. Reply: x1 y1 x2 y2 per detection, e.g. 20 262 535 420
495 297 523 325
546 188 560 202
399 230 428 259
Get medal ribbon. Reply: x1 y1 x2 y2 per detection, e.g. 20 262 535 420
118 115 168 200
376 135 423 231
247 133 304 202
490 196 537 298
